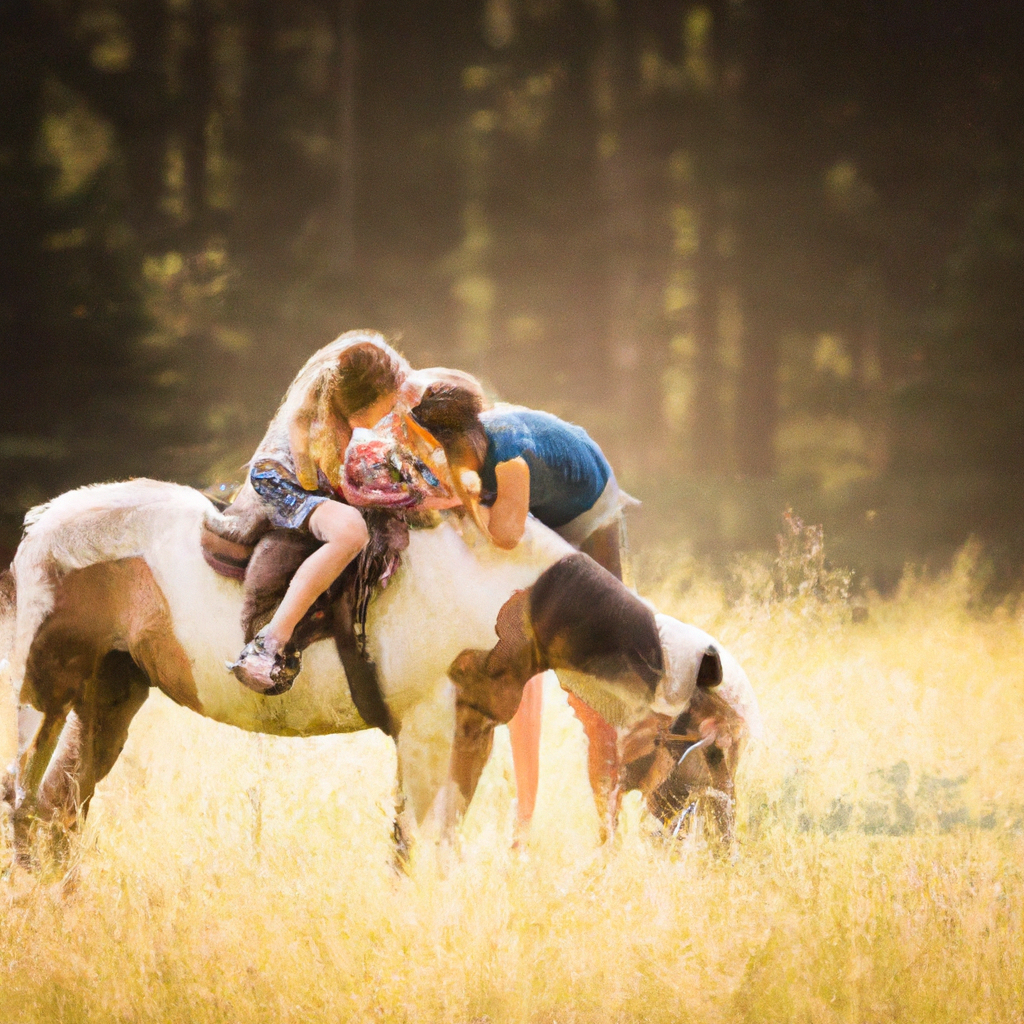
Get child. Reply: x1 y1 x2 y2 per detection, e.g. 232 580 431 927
229 331 412 693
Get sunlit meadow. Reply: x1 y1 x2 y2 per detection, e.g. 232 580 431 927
2 537 1023 1024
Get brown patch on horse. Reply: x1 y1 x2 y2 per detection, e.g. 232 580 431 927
674 687 744 756
449 554 663 730
626 687 743 840
35 650 150 827
529 554 662 688
449 703 496 809
449 587 537 724
23 558 203 716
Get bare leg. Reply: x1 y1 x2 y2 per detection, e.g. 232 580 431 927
566 691 621 842
507 673 543 833
263 501 369 647
579 520 623 581
506 521 626 838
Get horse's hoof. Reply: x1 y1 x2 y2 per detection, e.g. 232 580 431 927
229 633 301 696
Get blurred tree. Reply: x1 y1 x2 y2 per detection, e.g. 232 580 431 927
650 4 731 477
1 0 1022 580
0 1 162 545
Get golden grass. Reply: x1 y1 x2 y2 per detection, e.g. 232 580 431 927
2 546 1023 1024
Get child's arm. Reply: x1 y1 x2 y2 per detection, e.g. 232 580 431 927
487 457 531 550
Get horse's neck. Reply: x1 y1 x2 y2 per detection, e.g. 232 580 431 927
404 514 573 591
362 516 573 696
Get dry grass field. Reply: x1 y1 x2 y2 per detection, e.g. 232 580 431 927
2 540 1023 1024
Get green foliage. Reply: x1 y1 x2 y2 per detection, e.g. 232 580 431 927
751 758 1024 839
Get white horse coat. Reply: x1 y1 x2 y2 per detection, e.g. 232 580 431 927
4 480 675 829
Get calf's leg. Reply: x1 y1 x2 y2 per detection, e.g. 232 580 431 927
449 702 496 821
566 692 621 843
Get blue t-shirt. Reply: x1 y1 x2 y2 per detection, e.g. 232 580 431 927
479 408 611 529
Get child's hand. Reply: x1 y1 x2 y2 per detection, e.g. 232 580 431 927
459 468 482 498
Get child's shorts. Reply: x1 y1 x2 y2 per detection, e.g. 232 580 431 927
250 457 334 531
554 475 640 548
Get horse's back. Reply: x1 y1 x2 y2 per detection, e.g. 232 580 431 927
367 517 573 700
9 479 579 740
10 480 366 736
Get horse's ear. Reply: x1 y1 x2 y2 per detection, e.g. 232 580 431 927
448 588 537 723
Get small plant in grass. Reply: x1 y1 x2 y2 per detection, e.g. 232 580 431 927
725 508 853 626
774 507 852 605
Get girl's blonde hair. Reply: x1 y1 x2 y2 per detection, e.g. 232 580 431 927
278 331 410 489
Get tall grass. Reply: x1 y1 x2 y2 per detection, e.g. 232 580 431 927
2 539 1023 1023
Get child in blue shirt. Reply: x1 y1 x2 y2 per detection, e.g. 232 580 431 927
408 375 634 573
407 376 633 832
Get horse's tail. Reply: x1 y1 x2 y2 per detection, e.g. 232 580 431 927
0 569 15 660
9 479 210 708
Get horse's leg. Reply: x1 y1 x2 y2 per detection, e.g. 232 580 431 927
701 745 736 844
390 777 415 873
3 705 42 808
11 706 69 863
10 622 107 861
394 678 458 835
566 692 621 843
17 706 68 798
35 652 149 842
449 701 495 822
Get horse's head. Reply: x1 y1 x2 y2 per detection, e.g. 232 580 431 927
619 615 756 765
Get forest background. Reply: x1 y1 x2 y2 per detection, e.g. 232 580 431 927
2 0 1022 590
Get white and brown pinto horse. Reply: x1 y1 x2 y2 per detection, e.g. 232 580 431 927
1 479 683 862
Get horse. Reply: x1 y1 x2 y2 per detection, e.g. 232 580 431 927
1 478 686 864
